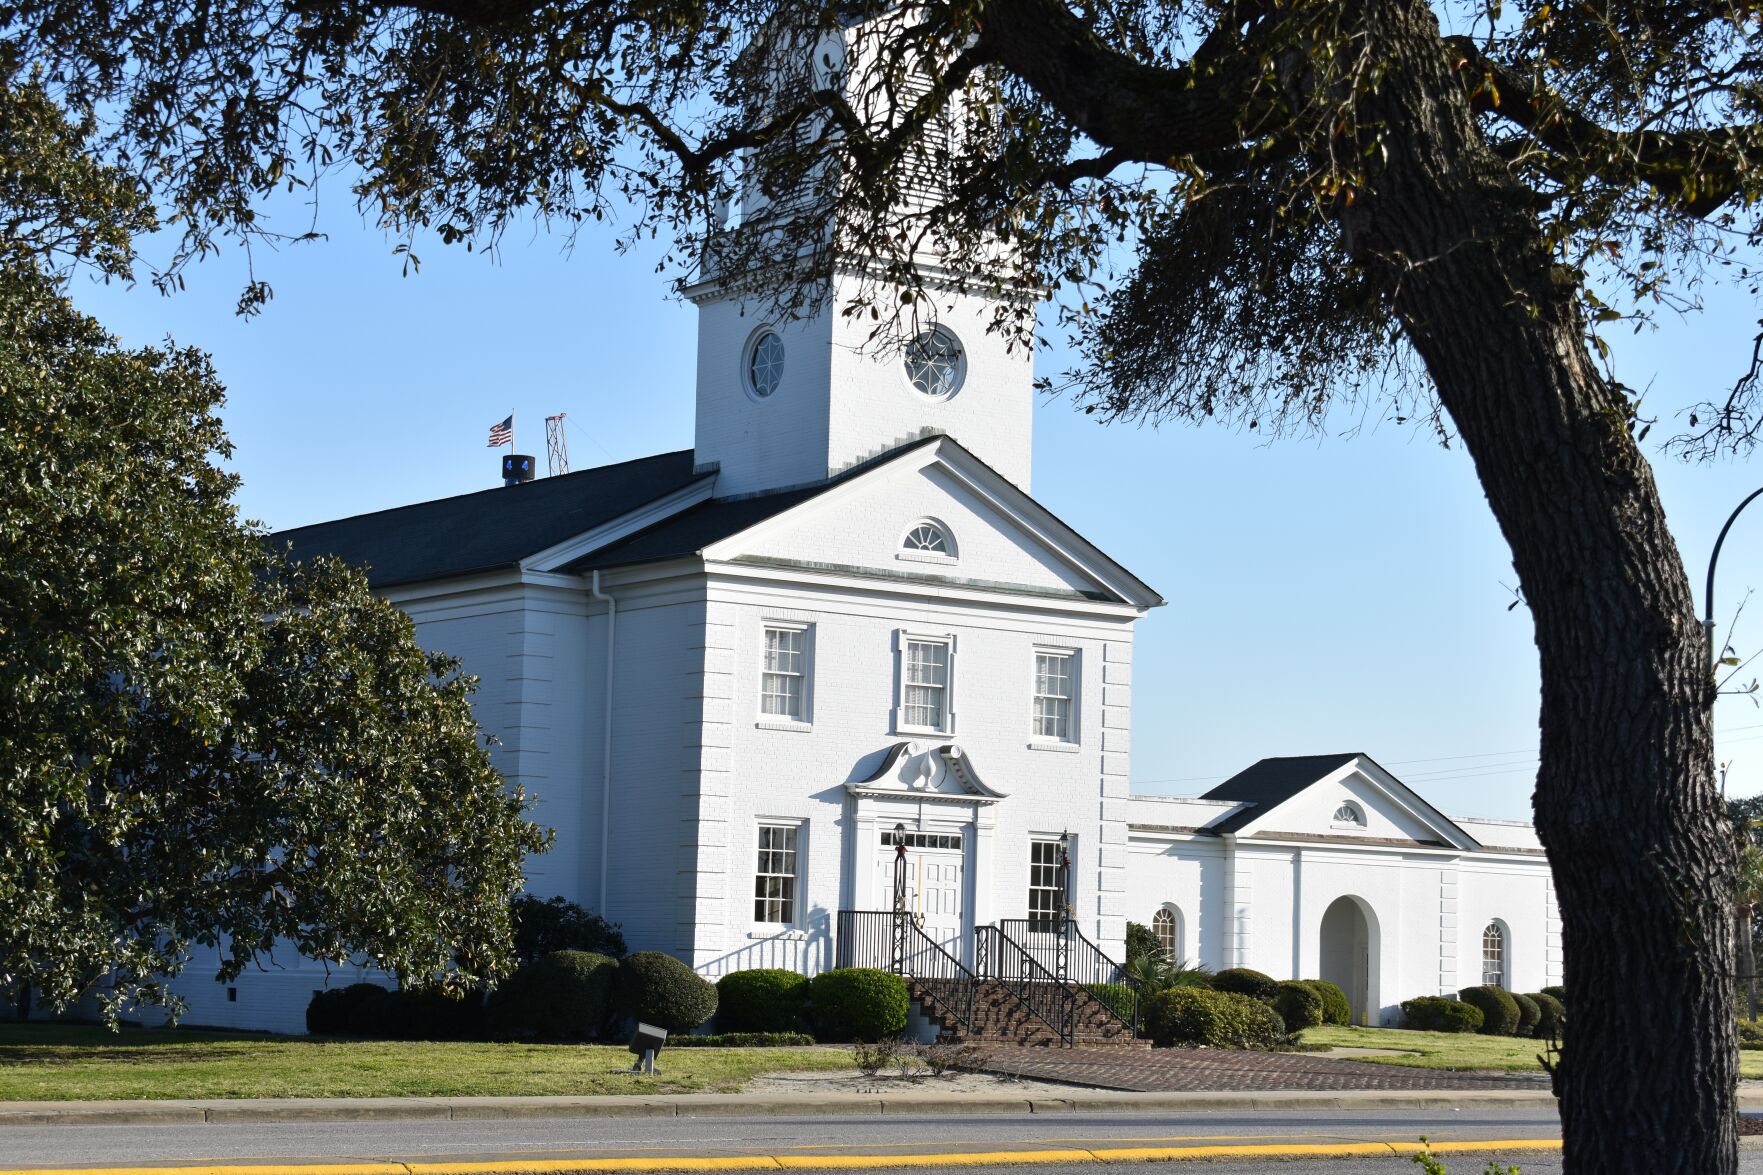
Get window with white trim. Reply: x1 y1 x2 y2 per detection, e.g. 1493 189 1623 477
1028 838 1064 930
1033 650 1077 742
1332 801 1366 827
903 522 952 555
1152 906 1180 960
1482 921 1507 988
754 824 800 925
900 636 952 732
761 625 809 721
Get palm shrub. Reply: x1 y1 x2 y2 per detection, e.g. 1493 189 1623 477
1302 979 1351 1026
1527 992 1565 1039
1510 992 1541 1037
1457 985 1521 1036
1211 967 1279 1000
1401 995 1484 1033
617 951 718 1033
808 968 909 1042
1145 987 1287 1049
715 968 809 1033
1124 952 1211 995
1271 980 1325 1030
486 950 617 1040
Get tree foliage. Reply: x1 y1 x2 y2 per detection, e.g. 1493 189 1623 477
0 89 549 1018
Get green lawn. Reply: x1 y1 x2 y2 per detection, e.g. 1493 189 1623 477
1299 1025 1763 1078
0 1024 850 1100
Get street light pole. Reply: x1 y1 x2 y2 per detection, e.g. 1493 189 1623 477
1705 487 1763 671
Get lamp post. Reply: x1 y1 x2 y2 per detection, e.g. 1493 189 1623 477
1056 829 1072 982
891 822 908 975
1704 487 1763 672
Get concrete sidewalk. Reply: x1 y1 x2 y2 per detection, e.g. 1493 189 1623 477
0 1087 1578 1126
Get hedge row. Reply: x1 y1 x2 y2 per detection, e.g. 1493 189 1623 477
1399 986 1566 1037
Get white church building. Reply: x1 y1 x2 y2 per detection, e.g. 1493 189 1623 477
163 21 1562 1037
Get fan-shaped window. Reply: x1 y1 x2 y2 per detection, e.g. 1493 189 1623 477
901 521 955 560
1152 906 1182 960
903 325 965 398
1333 801 1365 827
1482 921 1507 988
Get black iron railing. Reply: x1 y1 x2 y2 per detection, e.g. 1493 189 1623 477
975 924 1074 1045
835 910 978 1036
999 917 1142 1038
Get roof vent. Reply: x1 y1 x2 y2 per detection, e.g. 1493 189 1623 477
502 453 536 487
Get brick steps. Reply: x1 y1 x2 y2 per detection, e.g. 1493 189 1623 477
909 979 1149 1049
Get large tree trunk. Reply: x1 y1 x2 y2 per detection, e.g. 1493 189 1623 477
1336 1 1739 1168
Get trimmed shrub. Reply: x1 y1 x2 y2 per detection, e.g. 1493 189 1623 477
618 951 719 1033
1271 980 1325 1031
1211 967 1280 1000
667 1032 816 1047
345 987 483 1040
808 968 910 1042
1144 987 1287 1049
486 950 618 1040
716 969 810 1034
1303 979 1351 1026
305 982 388 1036
1527 992 1565 1040
511 894 626 963
1084 982 1139 1025
1401 995 1484 1033
1457 985 1521 1036
1541 985 1565 1003
1510 992 1541 1038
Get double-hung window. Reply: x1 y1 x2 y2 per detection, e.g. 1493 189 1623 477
1028 838 1065 931
754 824 800 925
1033 650 1076 742
761 625 809 722
900 636 952 732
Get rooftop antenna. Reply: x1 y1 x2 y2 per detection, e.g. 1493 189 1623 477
546 413 570 477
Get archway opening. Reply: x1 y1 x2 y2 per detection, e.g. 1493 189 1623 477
1320 896 1375 1025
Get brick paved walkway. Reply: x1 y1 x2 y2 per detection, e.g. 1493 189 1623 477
981 1046 1550 1092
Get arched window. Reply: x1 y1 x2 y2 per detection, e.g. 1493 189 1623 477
1332 801 1366 827
1152 905 1181 960
901 520 955 558
1482 921 1507 988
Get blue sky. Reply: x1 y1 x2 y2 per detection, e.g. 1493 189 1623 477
62 204 1763 823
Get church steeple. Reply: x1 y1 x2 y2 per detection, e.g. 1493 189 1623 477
686 17 1033 498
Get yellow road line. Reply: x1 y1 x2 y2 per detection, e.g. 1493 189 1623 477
3 1137 1565 1175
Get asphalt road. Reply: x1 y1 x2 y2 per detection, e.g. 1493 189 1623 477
0 1108 1564 1169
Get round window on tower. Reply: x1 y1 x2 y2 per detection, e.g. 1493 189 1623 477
903 325 965 399
745 329 786 399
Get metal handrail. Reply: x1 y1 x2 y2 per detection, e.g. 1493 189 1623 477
998 917 1142 1038
835 910 978 1036
975 924 1075 1045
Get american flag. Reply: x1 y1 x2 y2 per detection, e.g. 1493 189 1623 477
486 415 513 448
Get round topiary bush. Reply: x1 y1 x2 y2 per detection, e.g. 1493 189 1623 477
1400 995 1484 1033
715 968 810 1033
617 951 719 1033
1509 992 1541 1038
1302 979 1351 1026
1144 987 1287 1049
1271 980 1325 1030
486 950 619 1040
1210 967 1280 1000
1527 992 1565 1039
807 968 909 1042
1457 985 1520 1035
1541 985 1565 1003
305 982 388 1036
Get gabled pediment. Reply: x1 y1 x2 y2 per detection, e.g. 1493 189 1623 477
1199 753 1481 851
845 741 1008 805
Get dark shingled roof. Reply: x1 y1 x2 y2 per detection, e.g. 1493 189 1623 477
274 449 705 588
1197 753 1363 836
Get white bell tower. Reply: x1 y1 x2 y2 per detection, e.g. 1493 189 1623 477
687 21 1034 498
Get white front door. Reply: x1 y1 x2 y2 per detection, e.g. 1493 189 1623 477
876 831 968 960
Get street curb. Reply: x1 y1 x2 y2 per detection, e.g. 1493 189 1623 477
0 1088 1584 1127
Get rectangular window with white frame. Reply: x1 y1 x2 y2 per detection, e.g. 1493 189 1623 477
753 823 801 925
1032 649 1078 743
1028 838 1065 931
897 633 953 734
760 624 810 724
